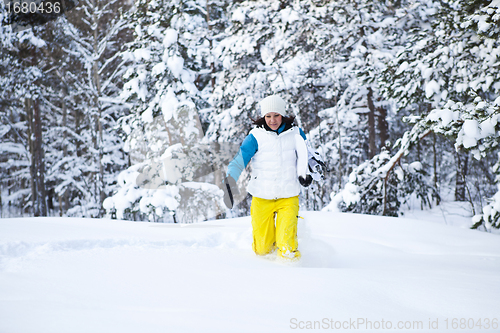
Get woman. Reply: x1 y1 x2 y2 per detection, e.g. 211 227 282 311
223 95 312 261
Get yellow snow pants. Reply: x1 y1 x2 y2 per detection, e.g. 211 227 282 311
250 195 301 260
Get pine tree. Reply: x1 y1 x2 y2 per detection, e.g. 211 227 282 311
54 0 132 217
205 0 403 211
0 0 131 218
0 25 50 216
302 0 424 211
369 0 500 220
106 0 226 222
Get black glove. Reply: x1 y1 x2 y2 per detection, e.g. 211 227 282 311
222 176 238 209
299 174 313 187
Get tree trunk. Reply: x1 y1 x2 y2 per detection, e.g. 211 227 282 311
62 87 68 157
432 132 440 205
26 97 47 216
60 88 68 216
206 0 215 91
367 87 376 159
26 98 37 215
92 0 105 216
335 96 342 189
455 150 468 201
75 108 81 157
33 98 47 216
381 129 433 215
377 106 388 149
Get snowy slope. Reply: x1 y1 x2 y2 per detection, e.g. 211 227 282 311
1 212 499 333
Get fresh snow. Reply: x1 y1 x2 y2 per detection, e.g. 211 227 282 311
163 29 178 48
1 211 499 333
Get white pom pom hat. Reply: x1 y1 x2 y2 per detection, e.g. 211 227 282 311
259 95 286 117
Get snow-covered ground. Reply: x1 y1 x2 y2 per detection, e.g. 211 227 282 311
1 211 499 333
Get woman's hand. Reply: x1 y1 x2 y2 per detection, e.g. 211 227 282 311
298 175 312 187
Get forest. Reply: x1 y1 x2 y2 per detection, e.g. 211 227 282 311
1 0 499 230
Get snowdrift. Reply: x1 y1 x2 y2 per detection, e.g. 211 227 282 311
1 212 499 333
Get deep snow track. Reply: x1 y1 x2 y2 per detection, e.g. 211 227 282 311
1 212 499 333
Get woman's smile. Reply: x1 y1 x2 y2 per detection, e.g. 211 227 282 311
265 112 282 131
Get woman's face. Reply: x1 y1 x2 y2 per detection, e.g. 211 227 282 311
265 112 282 131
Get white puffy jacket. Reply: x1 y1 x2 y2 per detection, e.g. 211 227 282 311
246 126 308 200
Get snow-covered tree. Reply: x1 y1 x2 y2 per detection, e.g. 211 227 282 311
304 0 417 209
0 24 52 217
2 0 499 228
0 0 131 218
205 0 409 212
333 0 500 220
380 0 499 199
106 0 228 222
52 0 132 217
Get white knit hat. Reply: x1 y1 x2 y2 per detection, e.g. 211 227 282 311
259 95 286 117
